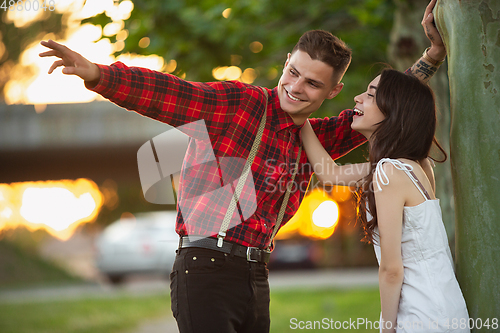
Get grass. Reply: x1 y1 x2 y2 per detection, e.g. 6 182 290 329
270 287 380 332
0 286 380 333
0 294 171 333
0 239 82 289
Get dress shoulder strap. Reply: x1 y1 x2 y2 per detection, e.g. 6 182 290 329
374 158 431 200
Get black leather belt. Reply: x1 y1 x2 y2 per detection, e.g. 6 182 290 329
179 236 271 263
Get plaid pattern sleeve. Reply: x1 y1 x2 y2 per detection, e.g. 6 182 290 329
88 61 249 136
308 109 367 159
86 63 365 249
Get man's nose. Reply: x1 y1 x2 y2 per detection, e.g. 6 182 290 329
290 79 304 94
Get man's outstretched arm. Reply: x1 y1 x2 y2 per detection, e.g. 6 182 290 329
39 39 250 133
39 40 101 84
408 0 446 83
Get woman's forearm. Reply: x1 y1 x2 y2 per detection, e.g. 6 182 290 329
301 120 368 185
301 120 339 183
379 267 404 333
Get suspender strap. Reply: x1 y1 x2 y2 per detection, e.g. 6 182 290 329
268 145 302 249
217 87 269 247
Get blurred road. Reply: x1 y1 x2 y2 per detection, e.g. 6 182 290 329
0 268 378 333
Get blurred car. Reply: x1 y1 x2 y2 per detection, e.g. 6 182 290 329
268 238 322 270
95 210 179 284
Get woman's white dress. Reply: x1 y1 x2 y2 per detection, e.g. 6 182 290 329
373 159 469 333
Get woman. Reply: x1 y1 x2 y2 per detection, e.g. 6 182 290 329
301 69 469 333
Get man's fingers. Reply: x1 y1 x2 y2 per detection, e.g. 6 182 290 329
39 49 62 58
40 39 99 81
48 60 64 74
40 40 75 58
40 40 52 48
41 39 66 52
62 67 76 75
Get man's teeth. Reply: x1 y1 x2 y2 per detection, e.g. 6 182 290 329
287 91 301 102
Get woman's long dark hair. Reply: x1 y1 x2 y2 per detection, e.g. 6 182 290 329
356 69 447 243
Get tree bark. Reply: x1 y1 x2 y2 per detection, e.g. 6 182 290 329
435 0 500 327
389 0 455 248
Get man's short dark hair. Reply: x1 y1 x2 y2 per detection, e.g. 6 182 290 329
292 30 352 84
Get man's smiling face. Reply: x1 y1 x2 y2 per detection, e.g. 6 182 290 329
277 50 343 125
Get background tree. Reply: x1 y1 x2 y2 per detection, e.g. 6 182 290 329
0 8 64 101
435 0 500 327
387 0 454 250
83 0 395 118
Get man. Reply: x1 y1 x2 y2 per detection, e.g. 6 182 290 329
40 2 445 332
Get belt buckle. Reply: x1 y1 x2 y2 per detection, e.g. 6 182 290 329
246 247 259 262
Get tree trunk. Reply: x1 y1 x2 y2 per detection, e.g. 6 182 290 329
389 0 455 248
435 0 500 327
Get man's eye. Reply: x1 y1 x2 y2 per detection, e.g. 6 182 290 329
368 93 374 97
290 70 297 76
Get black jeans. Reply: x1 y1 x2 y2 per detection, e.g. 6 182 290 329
170 247 270 333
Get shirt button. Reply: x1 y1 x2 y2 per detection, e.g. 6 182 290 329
211 258 215 262
185 270 189 274
192 256 197 260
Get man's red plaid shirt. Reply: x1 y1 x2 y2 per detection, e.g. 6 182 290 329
88 62 366 249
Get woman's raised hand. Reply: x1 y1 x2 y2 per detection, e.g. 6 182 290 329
422 0 446 61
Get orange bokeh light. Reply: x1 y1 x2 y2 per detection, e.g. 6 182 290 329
0 179 103 240
276 187 347 240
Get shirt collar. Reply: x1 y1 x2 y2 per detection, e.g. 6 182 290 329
270 87 304 133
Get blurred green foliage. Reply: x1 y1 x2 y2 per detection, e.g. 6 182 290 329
0 0 397 226
0 0 396 115
83 0 395 117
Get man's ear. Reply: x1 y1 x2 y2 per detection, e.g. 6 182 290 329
327 83 344 99
283 53 292 70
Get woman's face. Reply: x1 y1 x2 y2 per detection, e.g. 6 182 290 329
351 75 385 140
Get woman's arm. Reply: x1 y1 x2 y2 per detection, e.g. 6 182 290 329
301 120 369 186
375 163 405 333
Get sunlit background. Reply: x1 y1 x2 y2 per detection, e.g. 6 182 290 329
0 0 466 331
5 0 161 106
0 0 350 245
0 0 380 290
1 1 269 244
2 0 154 242
4 0 261 107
